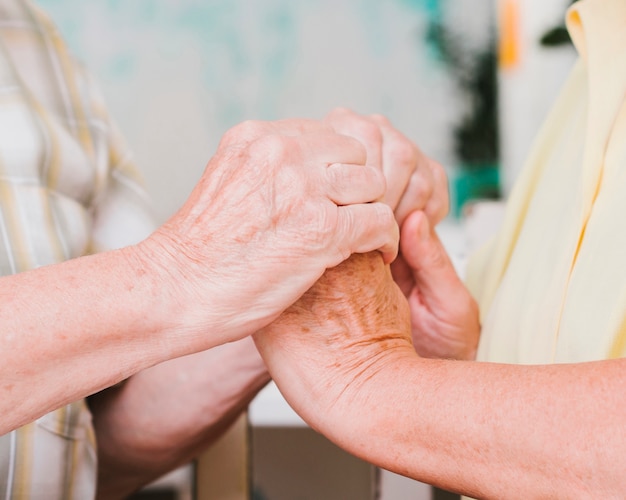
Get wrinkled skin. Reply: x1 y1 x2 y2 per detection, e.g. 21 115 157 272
393 211 480 360
254 252 414 432
323 109 479 360
138 118 398 350
325 108 449 226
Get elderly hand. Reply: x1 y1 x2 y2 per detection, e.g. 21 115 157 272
254 252 414 434
323 109 477 359
324 108 449 225
137 119 398 351
393 211 480 360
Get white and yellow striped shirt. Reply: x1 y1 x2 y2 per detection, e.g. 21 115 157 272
0 0 155 497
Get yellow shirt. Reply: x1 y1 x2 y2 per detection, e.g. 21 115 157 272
0 0 155 497
467 0 626 365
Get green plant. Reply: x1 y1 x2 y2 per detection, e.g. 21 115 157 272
425 21 500 168
424 17 501 214
453 48 499 168
540 0 580 47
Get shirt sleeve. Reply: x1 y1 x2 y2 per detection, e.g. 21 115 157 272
77 67 158 253
90 121 158 253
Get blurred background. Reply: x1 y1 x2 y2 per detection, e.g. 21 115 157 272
36 0 579 498
36 0 500 223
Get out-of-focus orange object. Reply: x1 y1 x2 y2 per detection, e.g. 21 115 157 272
499 0 520 70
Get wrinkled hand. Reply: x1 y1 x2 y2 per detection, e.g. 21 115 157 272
392 211 480 360
324 108 449 225
254 252 414 434
138 119 398 349
323 109 476 359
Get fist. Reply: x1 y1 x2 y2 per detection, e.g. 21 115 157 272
138 119 399 350
325 108 449 225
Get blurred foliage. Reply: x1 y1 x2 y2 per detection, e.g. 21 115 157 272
425 20 499 168
540 0 580 47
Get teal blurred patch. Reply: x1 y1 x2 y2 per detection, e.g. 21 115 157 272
263 5 296 79
450 164 500 218
108 53 135 78
104 0 123 12
398 0 442 18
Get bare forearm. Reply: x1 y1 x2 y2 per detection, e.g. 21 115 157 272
322 356 625 499
89 337 270 499
255 251 620 497
0 245 182 434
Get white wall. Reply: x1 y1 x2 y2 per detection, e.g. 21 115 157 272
496 0 578 195
38 0 493 223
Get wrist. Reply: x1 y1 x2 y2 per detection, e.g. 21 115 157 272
129 232 231 356
311 349 421 461
117 241 193 358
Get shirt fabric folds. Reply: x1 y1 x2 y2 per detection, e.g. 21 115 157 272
467 0 626 366
0 0 155 498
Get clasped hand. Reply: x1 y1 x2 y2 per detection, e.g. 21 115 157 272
136 118 398 351
324 108 479 360
255 109 481 433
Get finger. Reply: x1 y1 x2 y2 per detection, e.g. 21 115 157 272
405 159 450 227
247 132 367 172
400 211 462 305
335 202 399 264
394 163 436 226
325 108 383 169
390 255 414 297
369 114 418 209
220 119 333 149
423 158 450 225
325 164 386 206
295 132 368 167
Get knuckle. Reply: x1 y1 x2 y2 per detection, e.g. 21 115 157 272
389 139 417 171
326 164 345 189
327 109 383 147
236 119 266 137
249 134 292 164
329 210 353 260
219 128 239 148
328 106 354 120
369 113 391 126
372 167 387 198
411 173 433 204
317 205 338 236
375 203 396 229
330 165 385 201
354 120 383 146
221 120 266 146
429 158 448 181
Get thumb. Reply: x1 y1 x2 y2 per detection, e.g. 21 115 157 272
400 211 463 305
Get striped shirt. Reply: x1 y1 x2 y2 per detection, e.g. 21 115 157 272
0 0 155 497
